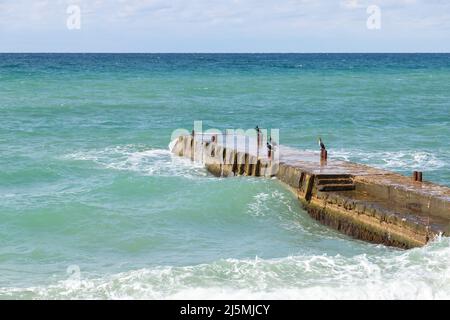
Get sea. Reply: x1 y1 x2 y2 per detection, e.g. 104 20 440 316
1 53 449 299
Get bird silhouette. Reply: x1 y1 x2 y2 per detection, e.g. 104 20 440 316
318 137 326 150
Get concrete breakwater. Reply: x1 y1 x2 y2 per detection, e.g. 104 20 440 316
170 134 450 249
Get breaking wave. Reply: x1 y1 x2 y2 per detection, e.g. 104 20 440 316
1 237 449 300
328 149 447 171
63 145 207 179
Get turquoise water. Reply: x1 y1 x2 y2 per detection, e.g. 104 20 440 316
1 54 450 299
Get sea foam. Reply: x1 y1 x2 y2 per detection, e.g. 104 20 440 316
63 145 207 179
2 237 449 300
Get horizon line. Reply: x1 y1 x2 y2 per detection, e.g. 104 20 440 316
1 52 450 54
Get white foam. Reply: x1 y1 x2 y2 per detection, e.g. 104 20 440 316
247 192 271 217
329 149 447 171
62 145 207 179
3 237 449 300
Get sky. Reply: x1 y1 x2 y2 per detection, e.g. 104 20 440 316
0 0 449 52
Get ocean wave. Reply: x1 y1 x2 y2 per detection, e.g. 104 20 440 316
2 237 449 300
62 145 207 179
246 189 312 233
247 191 290 217
328 149 447 171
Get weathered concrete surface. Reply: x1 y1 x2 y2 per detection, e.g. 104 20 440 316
170 135 450 249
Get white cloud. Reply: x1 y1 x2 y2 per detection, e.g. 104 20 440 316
341 0 364 9
0 0 449 51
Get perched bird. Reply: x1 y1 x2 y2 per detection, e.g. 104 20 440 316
266 141 273 159
255 126 261 146
318 137 326 150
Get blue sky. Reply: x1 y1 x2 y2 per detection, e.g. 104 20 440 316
0 0 449 52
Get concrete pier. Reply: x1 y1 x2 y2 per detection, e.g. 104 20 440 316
170 134 450 249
